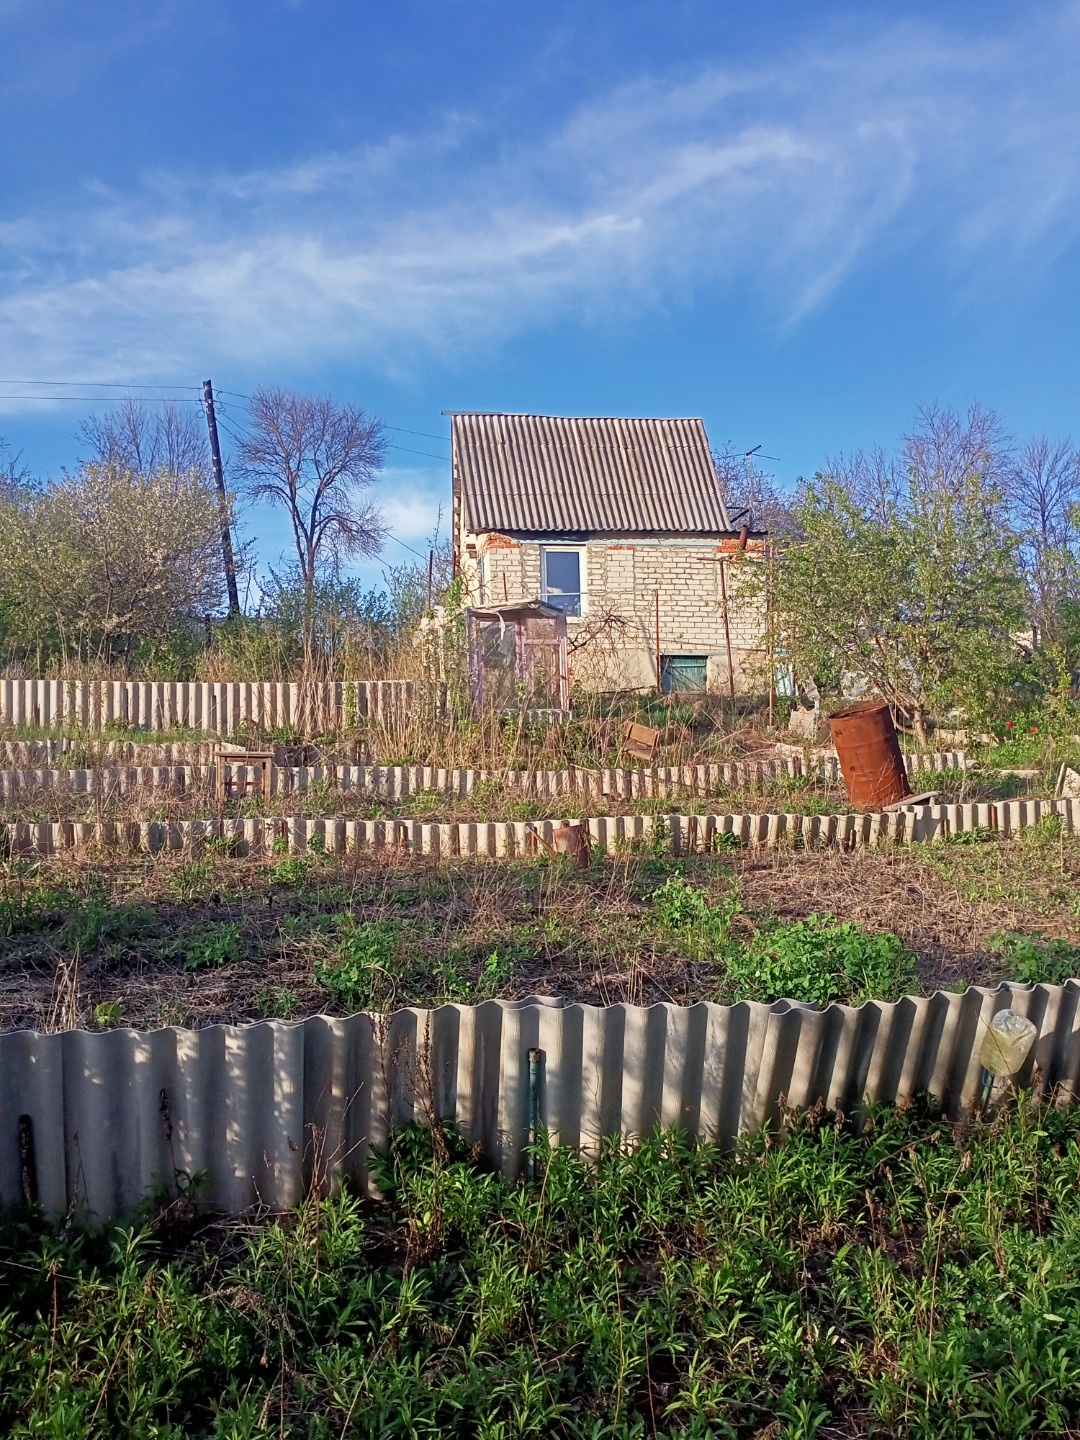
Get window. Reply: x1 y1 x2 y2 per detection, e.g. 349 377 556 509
541 547 584 616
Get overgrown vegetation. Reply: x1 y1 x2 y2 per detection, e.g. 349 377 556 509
6 398 1080 751
738 404 1080 742
2 1098 1079 1437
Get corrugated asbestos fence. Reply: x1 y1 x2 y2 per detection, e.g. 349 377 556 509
3 984 1078 1220
0 679 423 733
0 796 1071 859
0 740 225 769
0 751 969 803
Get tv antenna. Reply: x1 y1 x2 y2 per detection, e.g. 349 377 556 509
743 444 780 483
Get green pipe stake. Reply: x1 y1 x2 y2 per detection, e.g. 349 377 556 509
527 1047 542 1182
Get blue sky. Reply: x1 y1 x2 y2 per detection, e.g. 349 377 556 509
2 0 1080 592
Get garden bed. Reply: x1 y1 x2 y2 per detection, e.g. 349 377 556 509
0 764 1031 828
3 823 1079 1032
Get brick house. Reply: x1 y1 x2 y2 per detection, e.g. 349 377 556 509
450 412 766 692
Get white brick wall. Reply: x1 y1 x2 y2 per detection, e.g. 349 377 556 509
458 530 767 692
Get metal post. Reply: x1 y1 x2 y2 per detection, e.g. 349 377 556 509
767 539 776 728
718 559 737 707
654 588 661 692
527 1047 542 1181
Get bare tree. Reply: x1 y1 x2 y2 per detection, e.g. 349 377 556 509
1007 435 1080 650
901 401 1013 506
817 404 1014 528
237 387 387 597
712 449 798 537
817 446 901 528
0 436 32 501
79 397 209 476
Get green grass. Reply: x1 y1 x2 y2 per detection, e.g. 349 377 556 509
2 1097 1079 1437
0 720 210 744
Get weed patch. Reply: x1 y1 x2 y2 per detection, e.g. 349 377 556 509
720 913 917 1005
165 921 244 971
314 917 404 1009
989 931 1080 986
2 1098 1079 1437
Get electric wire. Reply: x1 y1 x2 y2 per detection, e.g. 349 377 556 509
0 379 201 391
3 380 448 564
0 393 203 403
387 444 450 461
0 380 452 451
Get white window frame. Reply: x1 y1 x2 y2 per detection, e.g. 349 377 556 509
540 545 586 616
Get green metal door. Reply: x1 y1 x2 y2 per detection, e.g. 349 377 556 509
660 655 708 694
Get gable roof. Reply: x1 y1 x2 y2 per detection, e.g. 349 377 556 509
451 412 731 536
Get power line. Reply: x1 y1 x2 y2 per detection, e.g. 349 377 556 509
385 532 431 561
0 378 200 390
0 378 449 441
211 405 253 449
386 425 449 442
215 419 250 451
0 393 203 403
388 444 450 461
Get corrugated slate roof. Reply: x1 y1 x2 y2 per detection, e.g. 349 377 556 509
452 413 731 535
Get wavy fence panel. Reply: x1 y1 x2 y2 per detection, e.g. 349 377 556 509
0 765 192 801
1 796 1074 859
0 740 224 768
2 985 1078 1221
0 679 426 735
0 751 970 805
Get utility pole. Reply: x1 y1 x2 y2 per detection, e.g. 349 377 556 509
202 379 241 618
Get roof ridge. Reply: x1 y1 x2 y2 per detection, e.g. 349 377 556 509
445 411 704 421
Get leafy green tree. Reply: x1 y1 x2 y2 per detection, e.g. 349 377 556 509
762 406 1026 742
0 462 226 667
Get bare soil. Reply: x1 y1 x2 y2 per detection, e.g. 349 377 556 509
3 827 1077 1033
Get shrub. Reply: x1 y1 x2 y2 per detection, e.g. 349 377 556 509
314 918 402 1010
989 932 1080 987
721 914 916 1006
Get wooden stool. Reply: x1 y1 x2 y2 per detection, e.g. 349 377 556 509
215 748 274 804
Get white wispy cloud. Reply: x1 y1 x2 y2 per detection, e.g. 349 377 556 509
2 5 1079 393
379 469 448 545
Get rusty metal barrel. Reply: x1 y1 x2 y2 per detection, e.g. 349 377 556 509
827 700 911 809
